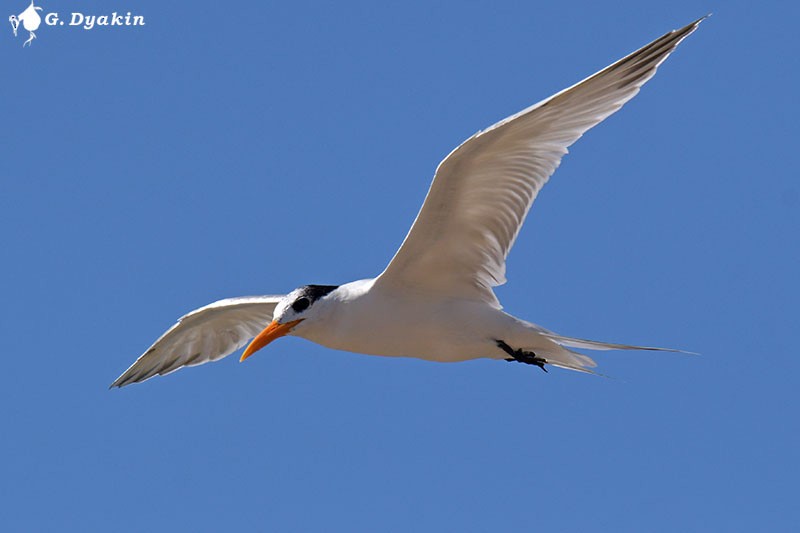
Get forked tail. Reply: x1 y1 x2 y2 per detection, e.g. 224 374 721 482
509 326 693 375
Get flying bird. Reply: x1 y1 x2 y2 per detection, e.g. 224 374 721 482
111 18 705 388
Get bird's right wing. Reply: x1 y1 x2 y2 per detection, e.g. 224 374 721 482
110 295 284 388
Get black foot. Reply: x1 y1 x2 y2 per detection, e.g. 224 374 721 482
496 340 548 372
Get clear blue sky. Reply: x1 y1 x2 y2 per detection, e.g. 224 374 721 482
2 1 797 531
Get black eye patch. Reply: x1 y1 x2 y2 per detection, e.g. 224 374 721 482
292 297 310 313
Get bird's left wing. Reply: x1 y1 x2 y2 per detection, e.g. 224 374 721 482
110 295 283 388
375 18 705 307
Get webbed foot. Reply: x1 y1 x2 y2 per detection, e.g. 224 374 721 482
496 339 548 372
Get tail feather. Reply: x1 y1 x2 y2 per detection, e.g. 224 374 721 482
547 360 608 377
543 332 695 355
503 320 694 375
512 335 600 373
511 329 694 376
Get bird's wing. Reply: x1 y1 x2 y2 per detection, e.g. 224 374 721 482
375 18 705 307
110 295 283 387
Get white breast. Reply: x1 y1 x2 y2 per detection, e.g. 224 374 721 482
292 279 514 362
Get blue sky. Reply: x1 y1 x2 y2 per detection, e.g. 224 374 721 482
2 0 798 531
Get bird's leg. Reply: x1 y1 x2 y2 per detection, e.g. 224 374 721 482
496 339 548 372
23 31 35 47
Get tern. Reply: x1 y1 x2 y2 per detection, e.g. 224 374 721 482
111 18 704 388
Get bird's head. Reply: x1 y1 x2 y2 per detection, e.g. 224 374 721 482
9 15 19 36
240 284 339 361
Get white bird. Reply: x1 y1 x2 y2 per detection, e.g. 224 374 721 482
9 1 43 47
111 18 705 388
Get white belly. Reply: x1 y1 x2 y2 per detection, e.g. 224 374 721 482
292 280 518 362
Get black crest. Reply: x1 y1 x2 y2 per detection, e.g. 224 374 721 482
299 284 339 302
290 285 339 312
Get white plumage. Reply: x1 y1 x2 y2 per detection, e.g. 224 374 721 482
111 18 704 388
111 297 281 386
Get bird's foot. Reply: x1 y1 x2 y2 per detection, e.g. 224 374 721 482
496 340 548 372
23 32 35 47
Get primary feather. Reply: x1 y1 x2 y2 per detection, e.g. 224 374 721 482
110 296 282 387
376 17 706 308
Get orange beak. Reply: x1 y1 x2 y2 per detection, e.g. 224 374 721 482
240 319 304 362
